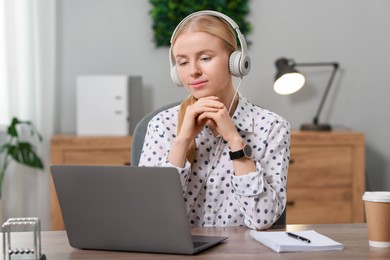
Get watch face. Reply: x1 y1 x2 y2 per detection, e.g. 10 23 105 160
243 144 252 158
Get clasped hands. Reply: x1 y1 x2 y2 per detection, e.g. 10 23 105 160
170 96 254 174
179 96 240 144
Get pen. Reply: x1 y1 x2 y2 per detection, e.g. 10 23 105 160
286 232 311 243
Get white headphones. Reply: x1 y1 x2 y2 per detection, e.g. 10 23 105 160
169 10 251 87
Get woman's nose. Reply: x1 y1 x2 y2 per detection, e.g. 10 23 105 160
189 62 202 76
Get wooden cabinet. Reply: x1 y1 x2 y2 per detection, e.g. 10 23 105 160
287 131 365 224
50 135 132 230
50 132 365 230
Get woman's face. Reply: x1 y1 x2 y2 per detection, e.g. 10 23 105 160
173 31 233 100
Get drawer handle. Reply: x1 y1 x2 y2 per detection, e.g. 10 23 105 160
289 159 295 164
124 162 131 166
286 201 295 206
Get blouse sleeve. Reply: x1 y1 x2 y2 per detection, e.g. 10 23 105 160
230 117 290 230
138 114 192 192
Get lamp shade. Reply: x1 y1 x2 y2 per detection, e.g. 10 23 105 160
274 58 305 95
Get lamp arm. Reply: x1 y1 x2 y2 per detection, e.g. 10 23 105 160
294 62 339 125
313 63 339 125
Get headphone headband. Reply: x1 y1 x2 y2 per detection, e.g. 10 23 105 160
169 10 251 86
170 10 239 43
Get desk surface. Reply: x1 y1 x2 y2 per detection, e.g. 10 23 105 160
2 224 390 259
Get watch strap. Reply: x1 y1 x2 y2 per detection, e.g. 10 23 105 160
229 149 245 160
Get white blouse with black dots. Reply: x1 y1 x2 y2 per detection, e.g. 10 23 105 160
139 93 291 230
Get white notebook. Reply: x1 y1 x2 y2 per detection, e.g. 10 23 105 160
250 230 344 253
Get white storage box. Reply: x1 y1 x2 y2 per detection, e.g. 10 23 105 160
76 75 142 136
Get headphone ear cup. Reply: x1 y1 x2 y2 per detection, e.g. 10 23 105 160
170 65 184 87
229 51 243 77
229 51 251 77
239 54 251 76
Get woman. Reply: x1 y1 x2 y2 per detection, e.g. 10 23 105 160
139 11 290 230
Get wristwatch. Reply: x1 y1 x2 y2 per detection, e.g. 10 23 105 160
229 144 253 160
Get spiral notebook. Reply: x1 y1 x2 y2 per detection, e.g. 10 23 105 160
250 230 344 253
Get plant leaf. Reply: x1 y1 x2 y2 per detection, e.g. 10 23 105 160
7 118 19 137
149 0 252 47
8 142 44 170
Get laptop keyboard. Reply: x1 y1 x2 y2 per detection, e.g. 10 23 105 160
193 241 208 248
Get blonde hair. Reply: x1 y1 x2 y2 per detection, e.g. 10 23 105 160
172 14 238 163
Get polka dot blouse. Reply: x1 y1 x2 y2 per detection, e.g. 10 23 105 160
139 94 290 230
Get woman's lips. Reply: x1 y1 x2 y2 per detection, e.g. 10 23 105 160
190 80 208 90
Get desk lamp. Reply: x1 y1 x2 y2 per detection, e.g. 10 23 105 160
274 57 339 131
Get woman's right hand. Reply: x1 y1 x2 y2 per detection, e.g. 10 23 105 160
177 96 223 143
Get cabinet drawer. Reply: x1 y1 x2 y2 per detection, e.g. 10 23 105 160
287 188 352 224
288 146 352 188
63 149 130 165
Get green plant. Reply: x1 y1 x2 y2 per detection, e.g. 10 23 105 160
149 0 252 47
0 117 44 198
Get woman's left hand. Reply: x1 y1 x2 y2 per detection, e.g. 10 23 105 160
197 103 240 144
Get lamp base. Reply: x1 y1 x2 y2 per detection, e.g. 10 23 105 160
300 123 332 131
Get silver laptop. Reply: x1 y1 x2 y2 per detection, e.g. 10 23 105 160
50 165 227 255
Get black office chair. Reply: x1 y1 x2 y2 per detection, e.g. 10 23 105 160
131 102 286 226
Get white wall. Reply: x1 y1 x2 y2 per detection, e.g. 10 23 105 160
57 0 390 192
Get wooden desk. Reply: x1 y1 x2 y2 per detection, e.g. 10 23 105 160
3 224 389 259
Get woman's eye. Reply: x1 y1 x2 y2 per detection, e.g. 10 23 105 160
201 57 211 62
177 60 188 66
